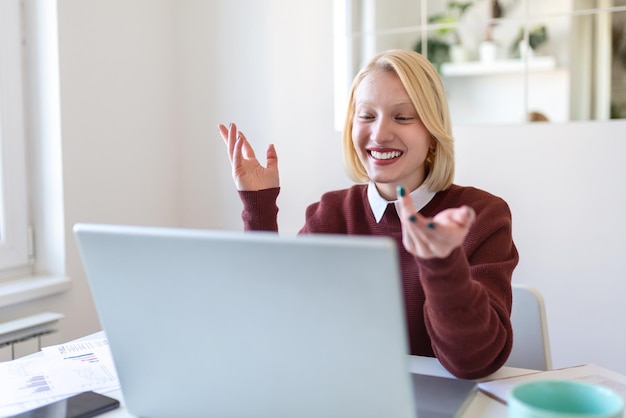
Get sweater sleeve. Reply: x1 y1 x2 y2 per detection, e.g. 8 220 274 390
418 197 518 379
238 188 280 232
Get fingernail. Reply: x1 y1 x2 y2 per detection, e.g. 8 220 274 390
427 222 435 230
397 186 405 197
409 215 416 223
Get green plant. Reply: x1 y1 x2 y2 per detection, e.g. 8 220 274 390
413 1 473 71
428 1 473 43
413 38 450 72
511 24 549 56
611 102 626 119
612 23 626 70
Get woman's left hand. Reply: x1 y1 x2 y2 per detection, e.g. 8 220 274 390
396 186 476 259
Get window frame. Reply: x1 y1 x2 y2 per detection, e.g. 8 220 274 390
0 0 31 276
335 0 626 126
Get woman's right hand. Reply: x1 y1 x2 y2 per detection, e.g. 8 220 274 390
217 123 279 191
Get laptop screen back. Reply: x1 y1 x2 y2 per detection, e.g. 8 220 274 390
74 224 417 418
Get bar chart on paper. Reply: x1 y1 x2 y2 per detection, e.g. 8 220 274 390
23 375 52 393
5 361 55 401
0 337 120 416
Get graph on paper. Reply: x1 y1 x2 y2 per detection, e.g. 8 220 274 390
0 337 120 414
2 360 55 402
43 338 119 391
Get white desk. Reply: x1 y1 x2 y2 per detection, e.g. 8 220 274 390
81 328 531 418
407 356 532 417
98 361 529 418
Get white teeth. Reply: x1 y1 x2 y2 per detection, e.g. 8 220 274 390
370 150 402 160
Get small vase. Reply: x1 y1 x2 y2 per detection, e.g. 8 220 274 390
450 44 469 63
479 41 498 63
518 40 535 59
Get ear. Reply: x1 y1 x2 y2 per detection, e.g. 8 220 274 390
429 137 437 152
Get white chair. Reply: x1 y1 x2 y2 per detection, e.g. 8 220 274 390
505 284 552 371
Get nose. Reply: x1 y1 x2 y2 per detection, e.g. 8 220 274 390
370 118 394 143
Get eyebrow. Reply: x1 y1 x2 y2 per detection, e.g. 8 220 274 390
356 100 414 107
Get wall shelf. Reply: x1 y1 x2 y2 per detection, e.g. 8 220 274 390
441 56 557 77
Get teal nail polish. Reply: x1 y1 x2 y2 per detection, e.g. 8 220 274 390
427 222 435 230
409 215 416 223
397 186 405 197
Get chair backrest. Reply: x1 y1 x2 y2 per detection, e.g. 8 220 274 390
505 284 552 371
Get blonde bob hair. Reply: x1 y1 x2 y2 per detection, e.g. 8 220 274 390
342 49 455 192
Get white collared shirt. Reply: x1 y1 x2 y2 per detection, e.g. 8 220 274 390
367 181 436 223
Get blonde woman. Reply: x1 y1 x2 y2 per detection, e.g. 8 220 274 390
217 49 518 379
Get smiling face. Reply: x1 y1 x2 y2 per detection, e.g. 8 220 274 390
351 69 434 201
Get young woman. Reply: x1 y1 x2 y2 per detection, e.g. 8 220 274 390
217 49 518 379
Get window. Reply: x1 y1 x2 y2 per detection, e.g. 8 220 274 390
0 0 31 276
335 0 626 125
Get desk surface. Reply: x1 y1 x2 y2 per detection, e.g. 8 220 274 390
98 356 528 418
102 358 527 418
81 329 530 418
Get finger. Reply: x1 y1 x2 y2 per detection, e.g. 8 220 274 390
400 212 435 257
414 211 437 230
397 186 434 227
266 144 278 170
231 131 245 167
396 185 417 219
218 123 234 161
396 186 438 231
217 124 229 143
449 205 476 227
461 206 476 226
227 123 238 160
218 123 236 161
237 131 257 160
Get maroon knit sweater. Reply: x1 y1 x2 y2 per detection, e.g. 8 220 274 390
238 184 518 379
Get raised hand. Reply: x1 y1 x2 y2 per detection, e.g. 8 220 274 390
396 186 475 259
217 123 279 191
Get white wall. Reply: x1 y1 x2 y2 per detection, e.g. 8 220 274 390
20 0 626 375
454 122 626 373
444 70 570 124
178 0 350 234
38 0 181 346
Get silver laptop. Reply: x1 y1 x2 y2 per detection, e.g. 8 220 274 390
74 224 417 418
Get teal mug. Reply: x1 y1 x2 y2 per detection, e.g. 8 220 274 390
509 379 624 418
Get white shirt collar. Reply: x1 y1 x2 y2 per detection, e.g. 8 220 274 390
367 181 436 223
